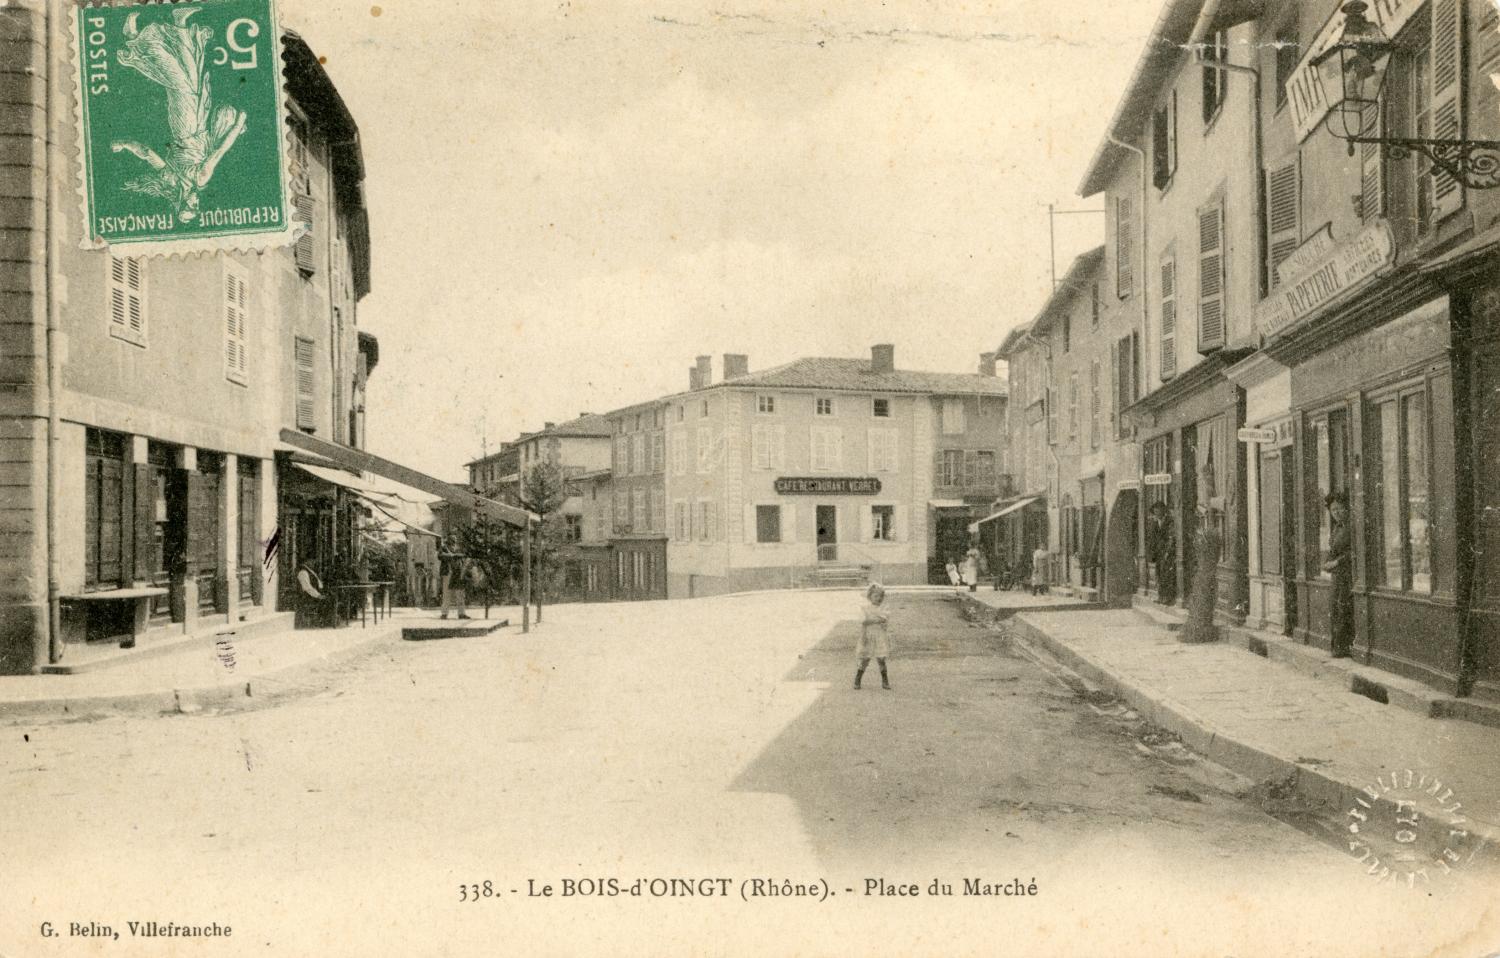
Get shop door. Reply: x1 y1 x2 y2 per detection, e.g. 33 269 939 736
1180 426 1198 595
816 505 837 561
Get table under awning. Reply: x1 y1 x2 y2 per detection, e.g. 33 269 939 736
968 496 1041 534
280 429 534 528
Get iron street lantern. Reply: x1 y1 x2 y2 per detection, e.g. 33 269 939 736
1314 0 1500 188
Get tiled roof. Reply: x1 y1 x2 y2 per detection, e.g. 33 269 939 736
720 357 1006 396
1032 245 1105 336
541 413 612 438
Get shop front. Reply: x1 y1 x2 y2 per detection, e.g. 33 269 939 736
1225 354 1295 634
1125 356 1251 623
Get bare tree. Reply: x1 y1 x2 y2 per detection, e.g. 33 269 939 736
518 458 570 624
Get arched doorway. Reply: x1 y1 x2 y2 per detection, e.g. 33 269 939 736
1105 488 1139 603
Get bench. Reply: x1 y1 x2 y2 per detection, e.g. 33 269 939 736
60 587 169 648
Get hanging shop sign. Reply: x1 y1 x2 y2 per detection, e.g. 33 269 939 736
1116 479 1141 492
1143 473 1173 487
1238 428 1278 444
774 477 882 496
1255 220 1395 341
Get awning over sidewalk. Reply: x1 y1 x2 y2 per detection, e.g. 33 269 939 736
280 429 535 528
967 496 1041 533
293 462 440 539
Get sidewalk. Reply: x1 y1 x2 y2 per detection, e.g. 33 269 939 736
958 591 1500 848
0 607 512 723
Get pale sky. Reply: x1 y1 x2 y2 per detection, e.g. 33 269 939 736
279 0 1165 480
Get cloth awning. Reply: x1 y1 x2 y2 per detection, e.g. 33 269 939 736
967 496 1042 533
280 429 534 528
294 463 440 540
293 462 389 497
927 499 968 509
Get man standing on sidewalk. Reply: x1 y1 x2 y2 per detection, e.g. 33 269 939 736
1321 493 1354 657
438 535 471 621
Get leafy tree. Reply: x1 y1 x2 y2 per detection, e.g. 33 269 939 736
518 457 571 622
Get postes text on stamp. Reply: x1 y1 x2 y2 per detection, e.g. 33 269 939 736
74 0 291 253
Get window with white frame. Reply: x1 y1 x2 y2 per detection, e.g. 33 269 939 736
871 504 895 542
942 398 967 435
223 260 248 385
651 433 665 473
816 397 835 416
810 426 842 472
866 428 898 473
756 394 776 414
651 489 666 532
614 435 628 473
751 423 785 470
631 434 646 475
107 255 147 347
632 488 646 531
1069 373 1080 439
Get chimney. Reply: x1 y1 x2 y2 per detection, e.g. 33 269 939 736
979 352 997 377
723 353 749 379
871 343 895 374
695 354 713 389
544 421 556 430
689 366 701 390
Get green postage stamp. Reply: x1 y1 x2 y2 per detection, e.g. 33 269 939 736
73 0 292 253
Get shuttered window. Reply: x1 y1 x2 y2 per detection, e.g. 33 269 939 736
1160 255 1177 381
293 192 316 275
1428 0 1465 222
107 256 147 347
1114 334 1136 440
1265 158 1300 289
1068 372 1079 439
1197 202 1226 353
1115 195 1134 298
294 337 316 432
224 262 249 385
1046 386 1058 444
1151 91 1177 189
1089 360 1101 450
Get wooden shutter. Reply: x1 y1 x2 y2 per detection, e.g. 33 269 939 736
1197 203 1225 353
1359 101 1384 221
294 193 317 274
238 466 258 570
1046 387 1058 443
1115 196 1133 298
1265 158 1300 288
1090 360 1101 449
780 504 796 544
1160 257 1177 380
1109 340 1120 433
187 472 217 575
294 337 316 430
108 257 146 343
133 463 154 581
125 257 144 337
1429 0 1465 221
224 268 248 383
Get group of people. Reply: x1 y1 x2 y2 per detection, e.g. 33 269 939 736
944 547 985 592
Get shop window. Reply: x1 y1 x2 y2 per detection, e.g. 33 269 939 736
1370 388 1435 593
1258 449 1283 576
1144 435 1173 511
85 429 127 590
871 505 895 542
1308 411 1349 579
755 505 781 544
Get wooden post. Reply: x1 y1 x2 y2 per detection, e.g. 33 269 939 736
522 522 531 633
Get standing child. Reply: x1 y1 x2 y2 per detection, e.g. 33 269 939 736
855 583 893 690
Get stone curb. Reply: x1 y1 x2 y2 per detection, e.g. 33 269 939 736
0 622 405 724
971 597 1500 849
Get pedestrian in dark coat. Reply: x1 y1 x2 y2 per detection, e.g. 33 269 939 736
1321 492 1354 657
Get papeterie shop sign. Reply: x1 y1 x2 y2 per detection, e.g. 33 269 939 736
1285 0 1424 143
774 477 882 495
1255 221 1395 341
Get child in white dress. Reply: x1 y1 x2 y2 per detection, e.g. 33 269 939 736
855 583 892 690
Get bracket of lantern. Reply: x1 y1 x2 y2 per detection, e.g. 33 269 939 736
1313 1 1500 189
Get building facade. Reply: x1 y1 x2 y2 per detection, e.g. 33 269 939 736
1 8 374 673
658 346 1006 597
605 399 668 601
1061 0 1500 701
